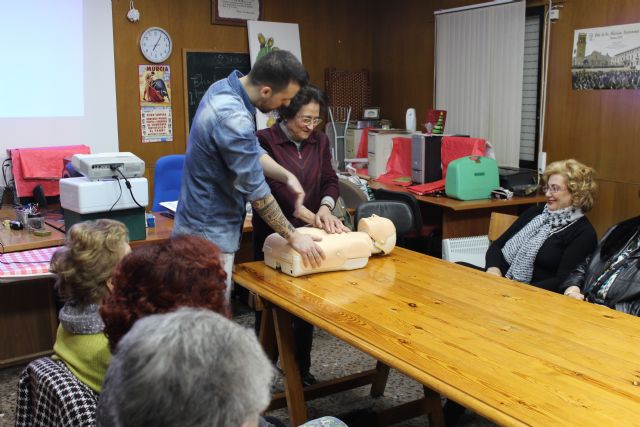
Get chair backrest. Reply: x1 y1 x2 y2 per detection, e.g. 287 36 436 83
373 188 423 234
16 357 98 427
488 212 518 241
339 179 369 211
152 154 186 212
354 200 414 236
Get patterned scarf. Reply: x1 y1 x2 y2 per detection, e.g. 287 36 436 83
502 205 584 283
58 302 105 334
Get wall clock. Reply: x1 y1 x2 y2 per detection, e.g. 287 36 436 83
140 27 172 63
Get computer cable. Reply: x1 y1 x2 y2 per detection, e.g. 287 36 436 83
115 167 145 210
108 175 124 213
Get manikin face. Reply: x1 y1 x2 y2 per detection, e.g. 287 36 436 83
255 82 300 113
285 102 321 141
545 173 573 211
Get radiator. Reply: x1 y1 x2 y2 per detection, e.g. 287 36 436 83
442 235 490 269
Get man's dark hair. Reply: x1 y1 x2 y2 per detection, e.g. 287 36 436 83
248 50 308 93
278 85 327 120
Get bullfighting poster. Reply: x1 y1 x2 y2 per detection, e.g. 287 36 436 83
572 22 640 90
139 64 173 143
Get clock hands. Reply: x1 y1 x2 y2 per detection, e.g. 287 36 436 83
152 35 161 51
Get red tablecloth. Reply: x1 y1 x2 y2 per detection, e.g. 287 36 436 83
0 247 58 278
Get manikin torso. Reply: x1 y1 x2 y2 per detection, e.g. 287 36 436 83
263 215 396 276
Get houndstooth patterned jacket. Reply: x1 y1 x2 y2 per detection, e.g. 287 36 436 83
15 357 98 427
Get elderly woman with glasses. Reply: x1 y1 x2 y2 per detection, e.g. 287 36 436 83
484 158 598 292
252 84 349 387
445 159 598 425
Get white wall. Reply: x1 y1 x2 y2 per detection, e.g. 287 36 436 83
0 0 119 182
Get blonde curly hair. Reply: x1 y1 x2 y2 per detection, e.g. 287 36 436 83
50 219 129 306
543 159 597 212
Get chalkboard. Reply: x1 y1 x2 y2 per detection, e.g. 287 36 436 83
183 50 251 136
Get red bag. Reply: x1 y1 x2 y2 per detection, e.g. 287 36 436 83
441 137 486 178
376 137 412 186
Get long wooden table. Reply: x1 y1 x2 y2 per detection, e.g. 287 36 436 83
368 181 547 238
0 209 252 366
234 248 640 426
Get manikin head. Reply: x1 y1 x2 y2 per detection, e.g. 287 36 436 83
357 215 396 254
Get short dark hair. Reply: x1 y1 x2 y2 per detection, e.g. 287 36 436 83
248 50 308 93
100 234 230 351
278 84 327 120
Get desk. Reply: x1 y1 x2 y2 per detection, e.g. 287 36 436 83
234 248 640 426
368 181 546 238
0 209 65 252
0 210 253 367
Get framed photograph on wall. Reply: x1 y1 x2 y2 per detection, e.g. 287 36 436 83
212 0 261 26
363 107 380 119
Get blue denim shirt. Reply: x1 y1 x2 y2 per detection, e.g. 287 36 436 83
173 71 270 253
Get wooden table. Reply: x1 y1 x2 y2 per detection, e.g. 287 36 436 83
234 248 640 426
0 209 65 253
368 181 546 238
0 210 253 367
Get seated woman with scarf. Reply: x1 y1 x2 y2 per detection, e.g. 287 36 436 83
485 158 598 292
561 187 640 315
446 159 599 426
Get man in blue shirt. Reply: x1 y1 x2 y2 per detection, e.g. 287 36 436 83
174 50 325 298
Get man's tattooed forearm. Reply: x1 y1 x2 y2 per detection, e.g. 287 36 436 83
252 194 296 239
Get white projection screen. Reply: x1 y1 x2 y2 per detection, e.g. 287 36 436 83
0 0 119 180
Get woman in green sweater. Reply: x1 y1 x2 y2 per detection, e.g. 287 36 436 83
50 219 130 393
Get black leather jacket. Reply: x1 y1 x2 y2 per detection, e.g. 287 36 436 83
561 215 640 316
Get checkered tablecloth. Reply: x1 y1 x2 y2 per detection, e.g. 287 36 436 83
0 247 58 278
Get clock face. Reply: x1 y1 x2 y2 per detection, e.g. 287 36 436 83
140 27 172 63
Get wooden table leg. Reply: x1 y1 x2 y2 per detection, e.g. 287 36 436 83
370 361 390 397
258 300 278 363
273 306 308 425
424 386 444 427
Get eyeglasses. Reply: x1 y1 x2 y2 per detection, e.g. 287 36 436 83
542 184 567 194
296 116 323 127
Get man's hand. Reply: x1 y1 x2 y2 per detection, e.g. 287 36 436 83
288 231 325 268
314 205 350 234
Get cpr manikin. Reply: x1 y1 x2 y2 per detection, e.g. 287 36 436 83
263 215 396 277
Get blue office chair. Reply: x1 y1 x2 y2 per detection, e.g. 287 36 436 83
152 154 185 212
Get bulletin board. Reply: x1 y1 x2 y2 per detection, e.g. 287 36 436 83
182 50 251 139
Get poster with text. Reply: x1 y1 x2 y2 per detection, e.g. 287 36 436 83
141 107 173 143
139 64 172 106
572 22 640 90
247 21 301 129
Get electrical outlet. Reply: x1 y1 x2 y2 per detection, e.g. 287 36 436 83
550 8 560 21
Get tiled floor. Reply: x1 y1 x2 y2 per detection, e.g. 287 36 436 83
0 306 497 427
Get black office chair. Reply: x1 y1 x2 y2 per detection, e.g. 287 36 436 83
373 188 441 256
354 200 414 241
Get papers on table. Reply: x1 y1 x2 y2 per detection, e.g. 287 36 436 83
159 201 178 212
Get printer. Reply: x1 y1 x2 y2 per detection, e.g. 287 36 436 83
72 152 145 181
445 156 499 200
60 153 148 240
